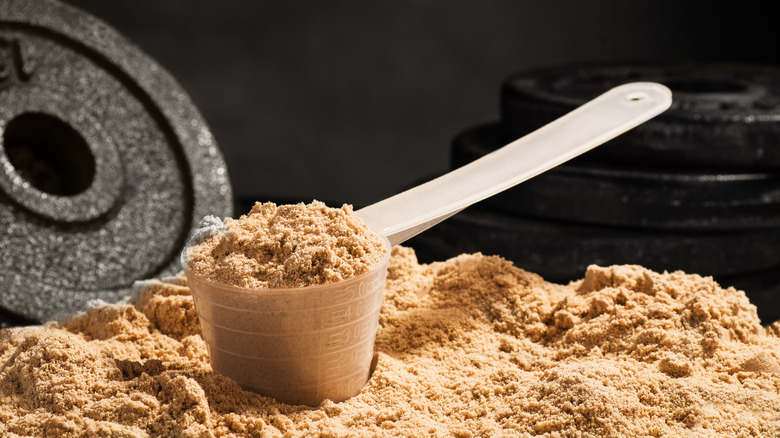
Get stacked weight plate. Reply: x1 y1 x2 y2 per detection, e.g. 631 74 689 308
0 0 233 325
409 63 780 324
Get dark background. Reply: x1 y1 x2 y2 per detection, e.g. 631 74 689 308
64 0 780 211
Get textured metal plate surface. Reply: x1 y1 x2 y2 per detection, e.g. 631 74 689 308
0 0 232 322
501 63 780 169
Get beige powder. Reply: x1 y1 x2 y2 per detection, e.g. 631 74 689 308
1 247 779 437
185 200 387 289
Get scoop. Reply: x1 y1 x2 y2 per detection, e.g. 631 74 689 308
356 82 672 244
186 82 671 407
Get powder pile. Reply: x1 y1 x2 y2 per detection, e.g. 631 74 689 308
1 247 779 437
185 200 386 289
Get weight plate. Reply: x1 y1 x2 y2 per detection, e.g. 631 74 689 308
407 208 780 285
0 0 232 322
500 63 780 169
452 123 780 230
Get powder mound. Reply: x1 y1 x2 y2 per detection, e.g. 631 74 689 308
185 200 387 288
1 250 779 437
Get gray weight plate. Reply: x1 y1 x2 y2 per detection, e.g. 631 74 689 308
0 0 232 322
501 63 780 169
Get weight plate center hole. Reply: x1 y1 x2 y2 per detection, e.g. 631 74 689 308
3 112 95 197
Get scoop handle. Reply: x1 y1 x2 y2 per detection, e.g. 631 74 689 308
356 82 672 246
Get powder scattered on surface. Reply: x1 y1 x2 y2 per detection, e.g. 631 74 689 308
185 200 387 288
1 247 779 437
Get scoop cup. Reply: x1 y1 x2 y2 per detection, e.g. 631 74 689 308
186 236 390 406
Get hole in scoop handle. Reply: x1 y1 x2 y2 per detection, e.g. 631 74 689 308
357 82 673 246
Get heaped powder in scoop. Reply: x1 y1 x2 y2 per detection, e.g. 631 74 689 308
1 247 779 437
185 200 387 288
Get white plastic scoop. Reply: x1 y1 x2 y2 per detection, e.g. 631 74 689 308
186 82 672 406
356 82 672 245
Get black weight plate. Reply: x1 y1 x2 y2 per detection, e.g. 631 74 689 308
407 208 780 285
452 123 780 230
500 63 780 169
0 0 232 321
